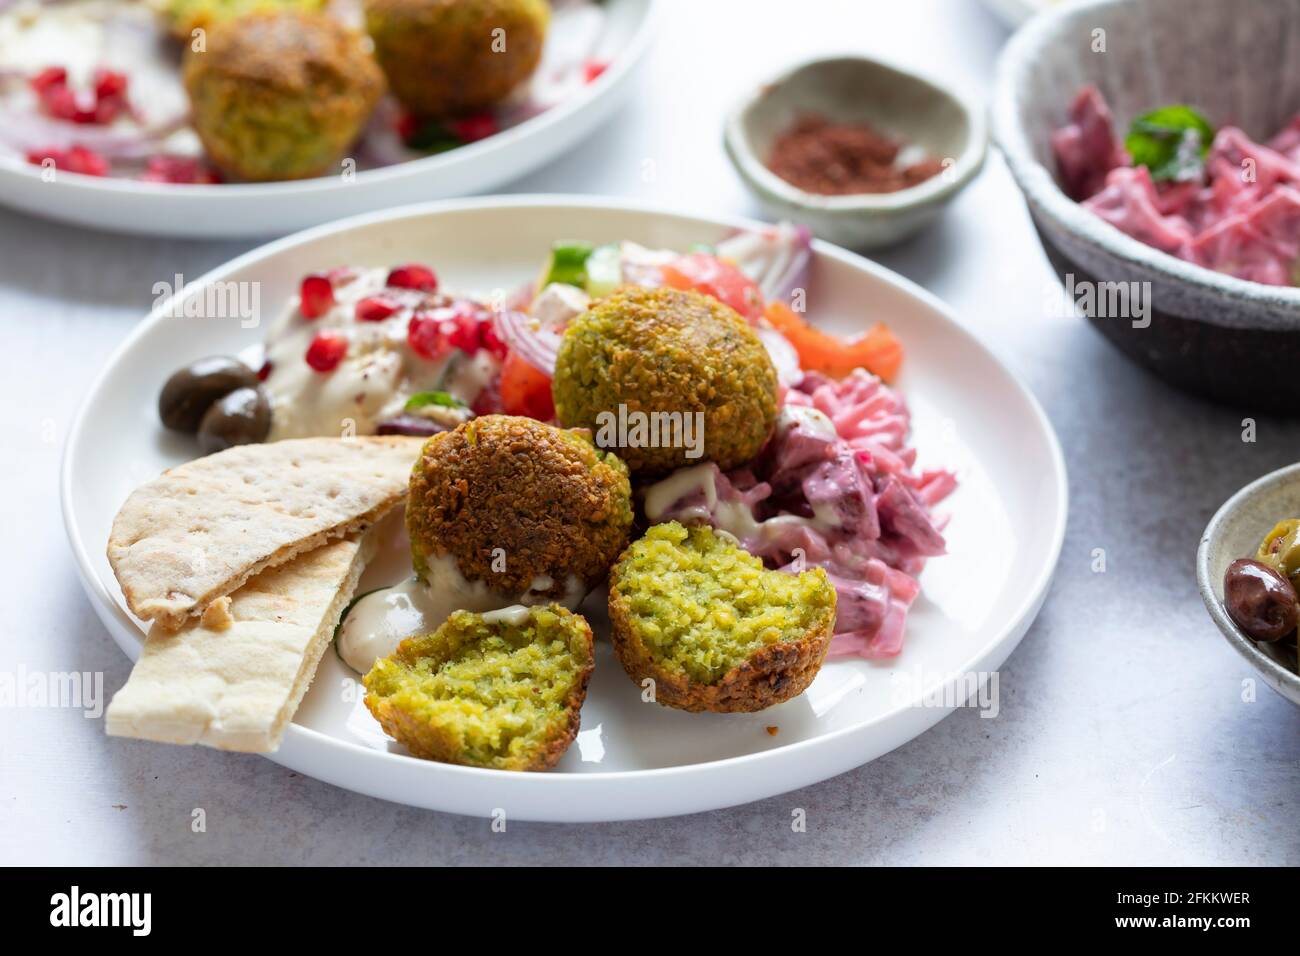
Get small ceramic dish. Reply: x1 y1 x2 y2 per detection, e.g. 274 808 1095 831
993 0 1300 412
1197 463 1300 708
723 55 987 250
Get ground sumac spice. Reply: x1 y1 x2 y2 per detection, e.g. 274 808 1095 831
766 114 945 195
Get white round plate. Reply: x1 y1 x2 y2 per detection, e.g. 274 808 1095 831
0 0 654 239
62 196 1068 821
975 0 1050 27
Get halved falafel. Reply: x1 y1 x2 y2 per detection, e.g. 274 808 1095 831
608 521 837 713
363 604 594 770
552 287 780 476
364 0 548 117
182 11 384 182
406 415 633 601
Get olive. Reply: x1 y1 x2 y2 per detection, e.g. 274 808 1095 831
375 414 452 437
1223 558 1298 643
159 356 260 433
197 386 271 455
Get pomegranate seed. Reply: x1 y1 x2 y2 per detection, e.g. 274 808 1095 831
355 294 401 322
471 378 503 416
385 264 438 291
305 331 348 372
93 68 128 100
480 316 508 360
582 60 609 83
447 310 481 354
393 110 419 143
298 273 335 319
257 359 273 381
407 311 452 361
39 85 95 123
140 155 220 185
27 146 110 177
29 66 67 93
447 112 498 143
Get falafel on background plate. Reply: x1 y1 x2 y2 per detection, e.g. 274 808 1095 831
183 10 385 182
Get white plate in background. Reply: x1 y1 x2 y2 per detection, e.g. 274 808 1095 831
0 0 655 238
62 196 1068 821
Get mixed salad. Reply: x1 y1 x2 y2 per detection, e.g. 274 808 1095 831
158 225 954 662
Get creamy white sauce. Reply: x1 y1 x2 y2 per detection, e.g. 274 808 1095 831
262 267 493 440
776 404 839 442
337 552 587 673
643 460 839 542
480 604 533 626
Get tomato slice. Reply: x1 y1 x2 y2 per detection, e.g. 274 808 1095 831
660 253 764 322
498 351 556 421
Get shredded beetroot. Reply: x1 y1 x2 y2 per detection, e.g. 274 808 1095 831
647 369 956 660
1054 85 1300 285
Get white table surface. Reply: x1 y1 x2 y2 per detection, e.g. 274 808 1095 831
3 0 1297 866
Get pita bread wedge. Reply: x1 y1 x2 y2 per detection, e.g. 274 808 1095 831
107 436 421 629
106 532 376 752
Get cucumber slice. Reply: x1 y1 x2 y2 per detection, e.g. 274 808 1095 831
540 241 594 289
584 243 623 298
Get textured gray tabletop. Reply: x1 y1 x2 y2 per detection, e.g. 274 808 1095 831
2 0 1297 865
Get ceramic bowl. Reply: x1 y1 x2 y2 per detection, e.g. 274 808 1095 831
1197 463 1300 708
724 55 987 250
993 0 1300 412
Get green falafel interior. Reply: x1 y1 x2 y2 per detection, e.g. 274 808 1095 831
611 522 836 685
363 605 594 770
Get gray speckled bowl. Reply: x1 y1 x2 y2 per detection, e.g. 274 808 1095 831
724 56 987 250
993 0 1300 412
1197 464 1300 707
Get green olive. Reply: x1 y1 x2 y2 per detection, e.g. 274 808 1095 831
1256 519 1300 582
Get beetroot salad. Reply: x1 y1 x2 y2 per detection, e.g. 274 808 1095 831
1053 85 1300 286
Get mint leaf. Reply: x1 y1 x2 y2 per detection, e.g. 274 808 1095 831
405 390 465 411
1126 105 1214 182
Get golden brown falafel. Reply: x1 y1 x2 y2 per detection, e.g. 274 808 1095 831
406 415 633 601
608 522 837 713
159 0 326 40
182 11 384 181
364 604 594 770
552 287 781 477
364 0 548 117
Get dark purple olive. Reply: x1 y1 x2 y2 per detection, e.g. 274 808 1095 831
1223 558 1298 643
375 414 451 437
159 356 260 432
197 386 271 454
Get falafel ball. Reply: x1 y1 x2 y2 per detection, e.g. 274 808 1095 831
407 415 633 601
364 0 548 118
552 286 781 476
160 0 326 40
364 604 594 770
608 522 837 713
182 11 384 182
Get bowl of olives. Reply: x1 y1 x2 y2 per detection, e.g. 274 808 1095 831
1198 464 1300 708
